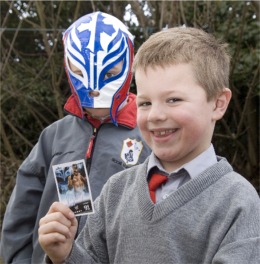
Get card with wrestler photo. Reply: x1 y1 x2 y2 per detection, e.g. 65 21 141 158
52 159 94 216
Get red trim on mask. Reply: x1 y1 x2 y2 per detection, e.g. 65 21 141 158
110 38 134 125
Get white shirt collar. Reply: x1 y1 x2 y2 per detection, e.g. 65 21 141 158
147 144 217 179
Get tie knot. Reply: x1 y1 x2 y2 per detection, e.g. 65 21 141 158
148 173 168 192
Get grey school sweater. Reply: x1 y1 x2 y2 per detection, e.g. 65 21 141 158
66 157 260 264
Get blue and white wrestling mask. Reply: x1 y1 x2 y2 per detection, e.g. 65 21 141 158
63 12 134 125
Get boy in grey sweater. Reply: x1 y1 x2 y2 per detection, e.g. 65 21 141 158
38 27 260 264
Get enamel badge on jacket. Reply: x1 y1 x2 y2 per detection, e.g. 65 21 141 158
121 138 143 166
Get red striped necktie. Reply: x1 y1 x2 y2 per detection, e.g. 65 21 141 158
148 173 168 203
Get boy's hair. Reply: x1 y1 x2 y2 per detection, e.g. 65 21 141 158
133 27 230 100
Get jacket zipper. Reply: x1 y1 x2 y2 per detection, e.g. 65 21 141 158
86 127 97 173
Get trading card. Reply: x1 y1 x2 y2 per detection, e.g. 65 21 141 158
52 159 94 216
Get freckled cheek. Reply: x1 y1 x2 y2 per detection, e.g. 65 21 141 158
175 111 200 129
173 110 195 126
179 114 206 140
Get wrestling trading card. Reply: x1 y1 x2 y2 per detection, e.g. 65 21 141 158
52 159 94 216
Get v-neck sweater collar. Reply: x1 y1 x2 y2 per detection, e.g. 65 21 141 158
137 157 233 222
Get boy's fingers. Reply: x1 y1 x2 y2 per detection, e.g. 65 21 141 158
48 202 75 219
39 211 73 227
39 232 67 244
39 220 72 239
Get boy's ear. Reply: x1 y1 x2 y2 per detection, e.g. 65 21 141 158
212 88 232 121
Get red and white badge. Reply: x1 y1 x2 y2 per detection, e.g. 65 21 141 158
120 138 143 166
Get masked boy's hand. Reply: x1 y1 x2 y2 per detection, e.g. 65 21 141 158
38 202 78 264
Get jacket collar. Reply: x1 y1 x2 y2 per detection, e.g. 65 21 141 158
64 92 137 129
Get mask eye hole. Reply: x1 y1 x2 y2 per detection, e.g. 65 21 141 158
68 59 83 77
104 72 115 80
103 60 124 81
89 91 100 97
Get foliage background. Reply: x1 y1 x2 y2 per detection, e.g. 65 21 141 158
0 0 259 232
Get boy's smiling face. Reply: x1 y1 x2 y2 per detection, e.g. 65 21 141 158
136 63 229 172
